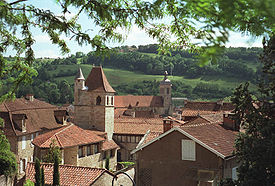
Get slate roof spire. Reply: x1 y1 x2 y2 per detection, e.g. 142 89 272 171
85 66 115 93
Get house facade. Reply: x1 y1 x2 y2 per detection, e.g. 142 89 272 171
0 96 67 180
132 116 238 186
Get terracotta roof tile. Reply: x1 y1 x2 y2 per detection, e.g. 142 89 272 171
32 124 105 148
143 132 162 145
26 162 113 185
180 119 237 157
182 101 234 117
101 140 120 151
115 95 163 108
114 117 163 135
85 66 115 93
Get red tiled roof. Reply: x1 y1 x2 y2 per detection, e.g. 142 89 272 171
180 120 237 157
101 140 120 151
85 66 115 93
26 162 113 185
115 95 163 108
114 117 163 135
32 124 105 148
182 101 234 117
143 132 162 145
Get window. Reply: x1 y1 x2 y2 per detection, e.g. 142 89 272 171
103 151 107 159
111 149 115 157
166 88 170 94
93 144 99 154
87 145 92 156
106 96 109 105
30 134 34 147
182 139 195 161
96 96 101 105
121 136 126 142
117 135 122 142
20 158 27 173
22 136 26 149
78 146 84 158
111 96 114 105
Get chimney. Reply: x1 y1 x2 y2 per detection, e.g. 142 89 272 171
163 118 173 133
26 94 34 101
223 113 239 131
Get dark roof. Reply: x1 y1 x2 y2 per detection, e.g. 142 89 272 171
32 124 105 148
0 98 63 136
85 66 115 93
115 95 163 108
26 162 114 186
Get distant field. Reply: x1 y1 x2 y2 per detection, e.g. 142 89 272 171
53 64 256 91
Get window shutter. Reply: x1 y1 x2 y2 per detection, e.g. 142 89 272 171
182 139 196 161
22 136 26 149
232 167 238 180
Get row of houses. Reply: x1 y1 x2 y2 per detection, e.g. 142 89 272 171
0 66 239 185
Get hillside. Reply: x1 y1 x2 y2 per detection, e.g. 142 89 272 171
2 46 262 104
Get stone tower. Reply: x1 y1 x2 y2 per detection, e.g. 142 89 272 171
74 68 85 105
74 66 115 140
159 71 172 115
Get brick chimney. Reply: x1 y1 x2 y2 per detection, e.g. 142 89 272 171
223 113 239 131
26 94 34 101
163 118 173 133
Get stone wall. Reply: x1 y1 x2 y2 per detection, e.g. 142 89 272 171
64 146 78 165
105 107 114 140
0 175 14 186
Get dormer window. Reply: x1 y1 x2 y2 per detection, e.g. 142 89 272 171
96 96 101 105
12 114 27 132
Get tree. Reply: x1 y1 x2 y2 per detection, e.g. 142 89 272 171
0 0 274 100
34 158 41 186
232 35 275 185
42 140 61 164
0 118 17 176
53 153 60 186
41 166 45 186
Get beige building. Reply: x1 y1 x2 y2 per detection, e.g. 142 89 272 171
0 95 68 181
32 123 119 170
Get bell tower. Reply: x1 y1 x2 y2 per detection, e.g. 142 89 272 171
160 71 172 115
74 66 115 140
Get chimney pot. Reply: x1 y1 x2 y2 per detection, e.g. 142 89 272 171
26 94 34 101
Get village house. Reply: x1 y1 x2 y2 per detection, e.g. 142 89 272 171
131 114 239 186
32 123 119 170
0 95 67 180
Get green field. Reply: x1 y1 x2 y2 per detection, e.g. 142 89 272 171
53 64 256 92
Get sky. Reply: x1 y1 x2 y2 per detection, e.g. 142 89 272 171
6 0 263 58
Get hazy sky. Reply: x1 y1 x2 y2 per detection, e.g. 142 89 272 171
6 0 263 58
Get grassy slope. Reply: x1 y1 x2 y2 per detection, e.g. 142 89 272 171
53 64 257 92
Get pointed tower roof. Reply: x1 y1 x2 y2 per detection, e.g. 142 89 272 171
75 68 85 80
85 66 115 93
160 71 171 85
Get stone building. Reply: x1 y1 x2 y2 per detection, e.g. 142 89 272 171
73 66 173 162
0 95 67 180
32 123 119 170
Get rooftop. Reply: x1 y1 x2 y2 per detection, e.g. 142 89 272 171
85 66 115 93
32 124 105 148
26 162 113 186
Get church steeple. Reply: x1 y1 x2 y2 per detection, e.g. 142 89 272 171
74 68 85 105
160 71 172 115
75 68 85 80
